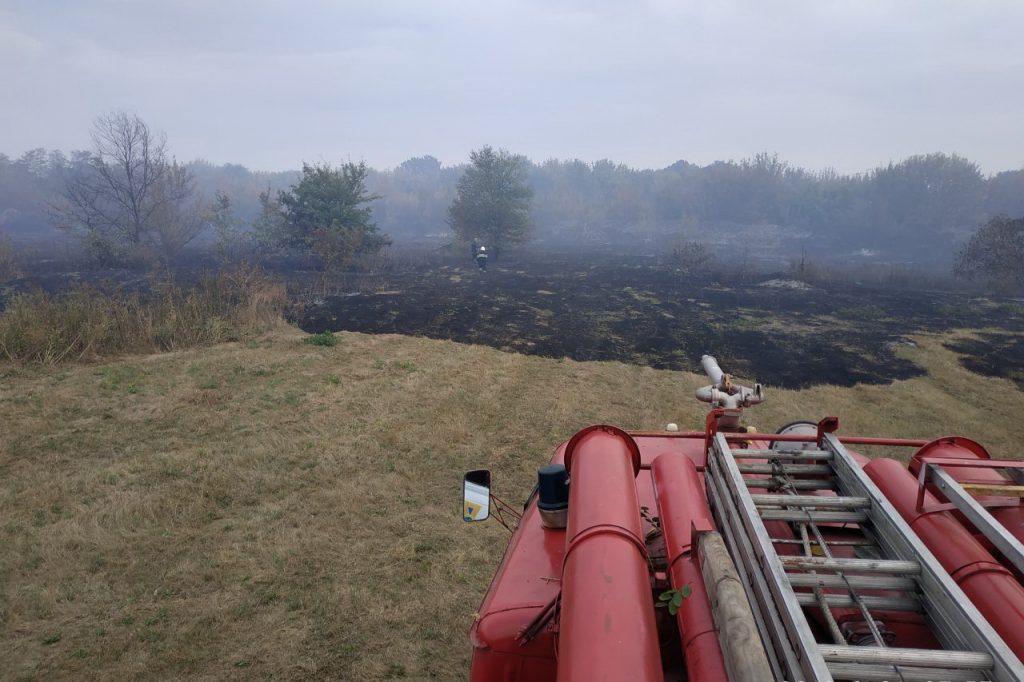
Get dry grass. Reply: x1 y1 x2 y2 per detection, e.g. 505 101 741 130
0 266 286 363
2 329 1023 680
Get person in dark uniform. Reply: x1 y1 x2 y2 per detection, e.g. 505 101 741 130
475 246 488 271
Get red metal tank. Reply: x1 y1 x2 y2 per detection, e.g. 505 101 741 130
467 501 561 681
909 437 1024 548
558 425 664 682
865 457 1024 659
650 454 729 682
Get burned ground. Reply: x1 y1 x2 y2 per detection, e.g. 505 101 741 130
299 251 1024 389
945 331 1024 390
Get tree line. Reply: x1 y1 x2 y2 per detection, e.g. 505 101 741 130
2 114 1024 266
2 113 531 288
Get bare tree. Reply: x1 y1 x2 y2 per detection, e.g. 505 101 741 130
50 112 200 264
149 163 205 264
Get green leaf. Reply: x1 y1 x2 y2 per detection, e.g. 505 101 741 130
681 584 692 599
668 602 678 616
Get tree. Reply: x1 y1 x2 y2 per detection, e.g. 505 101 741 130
271 162 389 267
208 191 245 264
309 225 366 279
869 153 985 245
50 112 200 265
278 162 378 247
447 146 533 254
148 162 205 264
0 230 22 281
954 215 1024 293
251 187 286 252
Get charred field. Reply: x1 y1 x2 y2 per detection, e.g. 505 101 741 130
299 250 1024 389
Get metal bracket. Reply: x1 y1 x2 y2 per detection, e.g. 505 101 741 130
816 416 839 447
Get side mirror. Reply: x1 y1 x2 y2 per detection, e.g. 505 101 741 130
463 469 491 522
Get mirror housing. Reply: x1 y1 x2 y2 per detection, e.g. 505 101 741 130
463 470 491 522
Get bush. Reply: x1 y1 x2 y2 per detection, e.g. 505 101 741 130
671 240 713 275
303 332 338 347
0 265 286 364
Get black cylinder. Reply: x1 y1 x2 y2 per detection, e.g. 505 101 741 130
537 464 569 511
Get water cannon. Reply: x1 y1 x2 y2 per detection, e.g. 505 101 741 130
695 354 763 430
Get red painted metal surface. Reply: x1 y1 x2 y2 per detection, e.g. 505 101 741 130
865 457 1024 659
627 430 931 447
651 455 729 682
557 425 664 682
468 433 705 682
470 421 1024 682
467 498 563 679
815 415 840 445
909 437 994 472
909 438 1024 565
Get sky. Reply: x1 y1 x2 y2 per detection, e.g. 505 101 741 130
2 0 1023 174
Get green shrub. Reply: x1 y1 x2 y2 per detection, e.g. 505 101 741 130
303 332 337 347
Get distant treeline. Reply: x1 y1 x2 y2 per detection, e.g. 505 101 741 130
2 148 1022 259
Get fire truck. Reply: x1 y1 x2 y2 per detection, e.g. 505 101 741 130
462 356 1024 681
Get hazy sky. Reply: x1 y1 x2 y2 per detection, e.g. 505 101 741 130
2 0 1022 174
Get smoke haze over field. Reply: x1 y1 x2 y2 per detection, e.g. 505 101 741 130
2 0 1023 174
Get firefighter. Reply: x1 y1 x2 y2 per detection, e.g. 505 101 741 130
475 246 488 271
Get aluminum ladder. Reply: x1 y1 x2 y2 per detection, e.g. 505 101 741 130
917 457 1024 579
705 430 1024 681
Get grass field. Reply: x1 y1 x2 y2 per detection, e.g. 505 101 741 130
3 327 1024 680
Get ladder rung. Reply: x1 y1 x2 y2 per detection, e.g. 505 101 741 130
779 556 921 575
710 432 1024 682
787 573 917 591
751 494 870 509
737 462 833 475
759 510 867 523
796 593 921 611
744 477 835 490
819 644 993 669
827 662 986 681
737 448 833 460
772 538 875 547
